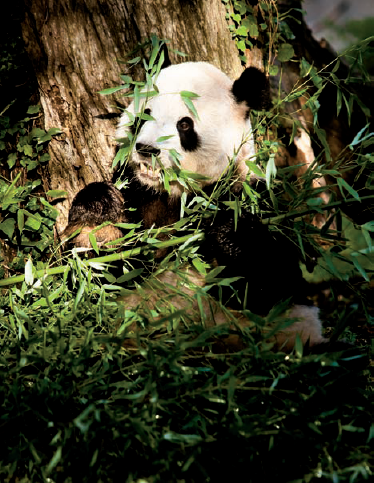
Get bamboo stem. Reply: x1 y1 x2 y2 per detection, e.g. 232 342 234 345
0 233 202 288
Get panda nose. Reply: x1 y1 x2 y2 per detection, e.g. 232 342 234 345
135 143 160 158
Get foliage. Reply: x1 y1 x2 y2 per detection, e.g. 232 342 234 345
222 0 298 73
1 3 374 483
0 269 373 483
0 14 61 277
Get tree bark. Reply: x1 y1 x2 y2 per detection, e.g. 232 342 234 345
21 0 242 233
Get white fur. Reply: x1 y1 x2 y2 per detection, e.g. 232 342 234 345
117 62 255 197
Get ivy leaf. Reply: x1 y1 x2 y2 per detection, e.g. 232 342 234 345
39 153 51 163
269 65 278 76
7 152 17 169
26 160 39 171
236 25 249 36
38 128 63 143
27 105 40 114
23 145 33 156
30 128 46 138
277 43 295 62
236 39 246 52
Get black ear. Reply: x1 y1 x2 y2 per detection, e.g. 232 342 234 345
156 42 172 70
232 67 271 111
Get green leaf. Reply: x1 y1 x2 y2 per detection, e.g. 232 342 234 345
47 127 63 136
46 446 62 474
26 160 39 171
39 153 51 163
269 65 278 76
236 39 246 52
18 209 25 233
180 90 199 99
156 135 174 143
89 232 99 255
99 85 128 95
181 91 200 120
246 161 264 177
116 268 144 283
37 128 63 143
0 218 15 238
25 214 41 231
30 128 46 138
287 88 308 102
337 177 360 201
336 88 342 117
236 25 249 36
27 105 40 114
349 124 373 150
23 144 33 156
277 43 295 62
361 221 374 232
7 152 17 169
112 145 130 168
46 190 68 198
351 254 369 281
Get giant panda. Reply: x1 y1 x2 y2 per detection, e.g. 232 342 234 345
64 61 340 352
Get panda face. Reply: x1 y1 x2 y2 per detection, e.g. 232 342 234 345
116 62 256 197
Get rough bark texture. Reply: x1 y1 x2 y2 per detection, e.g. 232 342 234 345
21 0 242 233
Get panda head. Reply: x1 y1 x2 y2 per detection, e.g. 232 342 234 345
116 62 269 197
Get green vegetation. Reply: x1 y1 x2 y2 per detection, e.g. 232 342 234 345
0 4 373 483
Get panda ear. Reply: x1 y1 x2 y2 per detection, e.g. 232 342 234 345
232 67 271 111
155 42 172 70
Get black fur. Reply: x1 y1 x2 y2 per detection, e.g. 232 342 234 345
135 143 161 158
232 67 271 111
68 182 124 227
177 116 200 151
130 108 151 137
202 210 309 314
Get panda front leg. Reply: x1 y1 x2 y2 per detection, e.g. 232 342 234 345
63 181 126 248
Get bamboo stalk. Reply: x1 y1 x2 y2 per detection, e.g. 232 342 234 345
0 233 202 288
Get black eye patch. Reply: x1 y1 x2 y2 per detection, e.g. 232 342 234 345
130 108 152 136
177 116 200 152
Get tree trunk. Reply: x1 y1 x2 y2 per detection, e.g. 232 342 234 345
21 0 242 234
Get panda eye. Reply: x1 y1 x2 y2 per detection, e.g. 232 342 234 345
177 116 200 152
177 117 193 132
